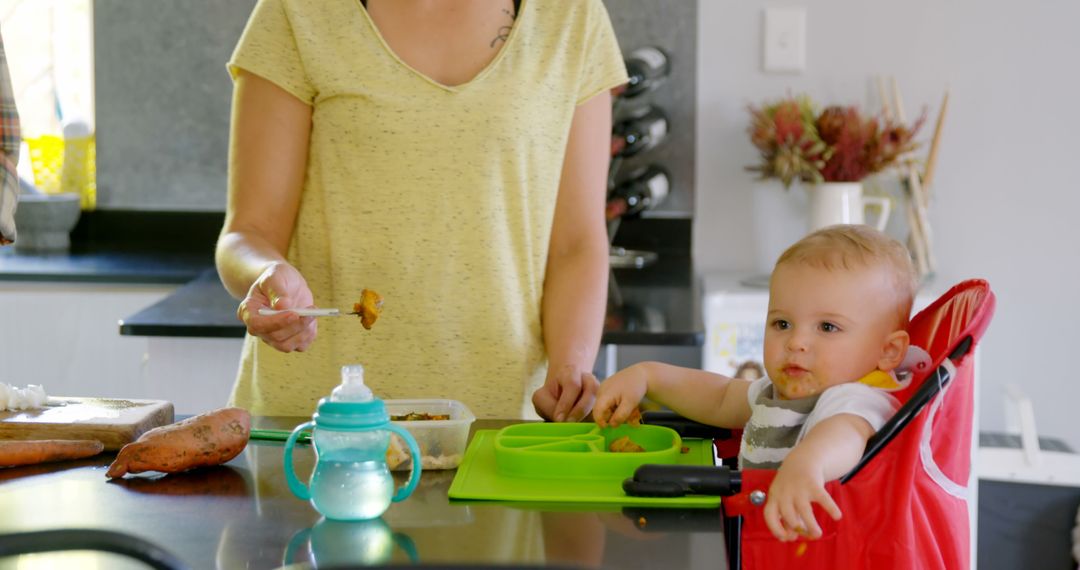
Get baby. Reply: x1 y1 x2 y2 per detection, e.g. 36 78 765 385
594 224 918 541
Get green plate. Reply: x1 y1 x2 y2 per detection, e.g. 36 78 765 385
448 429 721 507
494 423 681 480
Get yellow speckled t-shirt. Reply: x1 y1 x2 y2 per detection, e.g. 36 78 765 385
227 0 628 418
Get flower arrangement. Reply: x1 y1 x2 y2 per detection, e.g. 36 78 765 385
747 94 924 188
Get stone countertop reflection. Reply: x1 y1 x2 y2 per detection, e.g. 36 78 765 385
0 419 726 569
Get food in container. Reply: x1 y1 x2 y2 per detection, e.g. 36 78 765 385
384 399 475 471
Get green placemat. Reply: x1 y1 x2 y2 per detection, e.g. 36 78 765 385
448 429 722 507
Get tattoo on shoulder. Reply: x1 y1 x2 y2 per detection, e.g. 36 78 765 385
490 7 517 48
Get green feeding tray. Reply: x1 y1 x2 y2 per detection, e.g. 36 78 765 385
448 427 720 507
493 423 682 480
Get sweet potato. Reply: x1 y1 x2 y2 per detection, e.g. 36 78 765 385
609 435 645 453
106 407 251 478
0 439 104 467
350 288 384 330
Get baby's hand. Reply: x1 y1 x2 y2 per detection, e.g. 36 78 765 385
762 460 842 542
593 366 648 428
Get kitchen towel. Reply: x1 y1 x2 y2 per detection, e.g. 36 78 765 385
0 31 21 246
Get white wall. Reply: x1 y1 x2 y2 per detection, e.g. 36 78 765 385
696 1 1080 448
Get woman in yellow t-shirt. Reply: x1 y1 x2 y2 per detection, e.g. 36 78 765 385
216 0 629 420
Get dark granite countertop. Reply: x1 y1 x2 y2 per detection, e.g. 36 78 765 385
0 246 213 285
118 253 704 346
1 212 702 346
0 419 725 569
0 247 701 346
0 211 219 285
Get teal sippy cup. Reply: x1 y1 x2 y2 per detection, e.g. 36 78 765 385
284 364 422 520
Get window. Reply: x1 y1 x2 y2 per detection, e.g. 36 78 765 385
1 0 93 201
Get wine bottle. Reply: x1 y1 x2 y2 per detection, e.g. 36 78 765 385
610 106 669 158
618 46 671 99
605 166 670 220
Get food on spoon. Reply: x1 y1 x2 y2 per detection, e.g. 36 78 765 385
106 407 251 478
0 383 47 411
609 435 646 453
350 288 384 330
0 439 104 468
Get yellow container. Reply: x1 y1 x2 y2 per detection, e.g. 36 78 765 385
26 135 97 210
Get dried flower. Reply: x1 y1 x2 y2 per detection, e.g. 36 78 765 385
746 95 830 188
747 94 923 188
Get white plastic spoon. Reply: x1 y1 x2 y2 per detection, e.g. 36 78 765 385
258 308 342 317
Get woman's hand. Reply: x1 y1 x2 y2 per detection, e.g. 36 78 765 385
532 364 598 422
236 262 318 353
592 365 648 428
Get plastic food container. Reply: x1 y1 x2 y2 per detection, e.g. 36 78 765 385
384 399 476 471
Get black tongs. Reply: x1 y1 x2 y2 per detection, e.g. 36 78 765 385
623 464 740 498
623 411 741 498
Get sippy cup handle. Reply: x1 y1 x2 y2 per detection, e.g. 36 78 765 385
282 526 311 566
386 423 423 502
393 531 421 563
284 421 316 500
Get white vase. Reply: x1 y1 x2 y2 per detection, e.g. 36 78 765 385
806 182 891 233
751 181 806 275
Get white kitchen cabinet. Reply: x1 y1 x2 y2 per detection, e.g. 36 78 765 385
142 336 243 414
0 282 173 399
0 282 249 415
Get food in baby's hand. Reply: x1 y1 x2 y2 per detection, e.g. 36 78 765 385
609 435 646 453
105 407 251 478
0 439 104 467
350 289 384 330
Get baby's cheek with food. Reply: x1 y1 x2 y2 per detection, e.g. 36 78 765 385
776 376 822 399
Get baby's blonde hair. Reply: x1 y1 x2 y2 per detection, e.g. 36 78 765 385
774 224 918 327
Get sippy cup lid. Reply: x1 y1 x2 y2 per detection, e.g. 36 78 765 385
314 398 389 431
332 364 373 402
314 364 388 430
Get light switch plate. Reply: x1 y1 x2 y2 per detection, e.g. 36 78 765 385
763 7 806 73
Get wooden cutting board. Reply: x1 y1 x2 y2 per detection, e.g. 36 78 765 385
0 397 175 451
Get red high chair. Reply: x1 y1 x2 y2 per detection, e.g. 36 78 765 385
630 279 996 570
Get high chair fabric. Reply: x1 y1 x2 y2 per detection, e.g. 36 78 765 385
720 279 995 570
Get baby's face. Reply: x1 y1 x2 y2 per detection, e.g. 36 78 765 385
764 262 900 400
